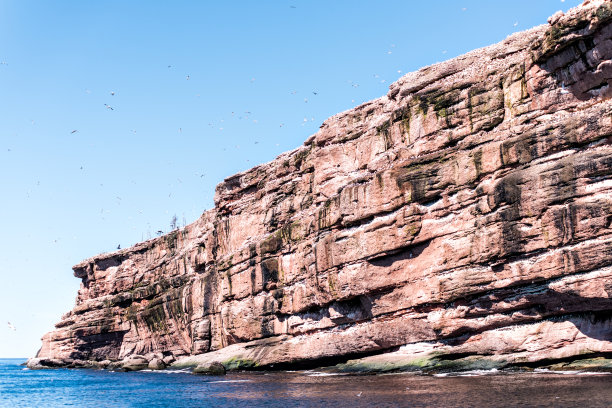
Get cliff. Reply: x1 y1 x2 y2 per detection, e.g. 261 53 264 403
31 0 612 372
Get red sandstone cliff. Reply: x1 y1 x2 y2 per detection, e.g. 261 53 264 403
30 0 612 372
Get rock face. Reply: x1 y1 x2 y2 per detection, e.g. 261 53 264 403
33 1 612 372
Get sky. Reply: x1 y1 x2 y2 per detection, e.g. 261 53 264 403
0 0 583 358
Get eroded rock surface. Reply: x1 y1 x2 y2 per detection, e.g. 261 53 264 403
32 0 612 372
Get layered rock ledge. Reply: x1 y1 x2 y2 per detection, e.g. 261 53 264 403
31 0 612 373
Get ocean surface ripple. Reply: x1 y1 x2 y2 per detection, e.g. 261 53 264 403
1 359 611 407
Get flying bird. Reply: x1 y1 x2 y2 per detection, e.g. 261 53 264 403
7 322 16 331
104 104 114 110
71 130 78 134
110 91 115 96
117 244 121 250
560 83 570 94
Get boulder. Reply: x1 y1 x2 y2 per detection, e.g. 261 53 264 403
107 361 123 371
121 355 149 371
26 358 43 369
68 359 88 368
145 352 163 361
26 358 66 369
192 362 226 376
148 358 166 370
98 360 112 369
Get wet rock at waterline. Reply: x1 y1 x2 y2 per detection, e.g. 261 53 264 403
192 362 226 376
121 355 149 372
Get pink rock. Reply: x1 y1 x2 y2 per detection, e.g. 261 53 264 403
34 0 612 371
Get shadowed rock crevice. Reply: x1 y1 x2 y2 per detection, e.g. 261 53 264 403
366 240 431 268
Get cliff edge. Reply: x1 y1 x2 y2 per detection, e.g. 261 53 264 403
30 0 612 373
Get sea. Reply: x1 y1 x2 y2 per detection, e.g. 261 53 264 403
1 359 611 407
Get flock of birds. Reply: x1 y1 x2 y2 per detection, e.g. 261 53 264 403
1 3 535 150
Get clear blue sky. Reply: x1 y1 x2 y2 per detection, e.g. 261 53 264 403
0 0 581 358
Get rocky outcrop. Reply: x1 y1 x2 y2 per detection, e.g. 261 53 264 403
192 362 226 376
31 0 612 372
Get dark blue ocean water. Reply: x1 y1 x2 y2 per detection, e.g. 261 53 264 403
1 359 611 407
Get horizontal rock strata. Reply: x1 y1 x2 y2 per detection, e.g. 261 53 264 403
32 0 612 372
